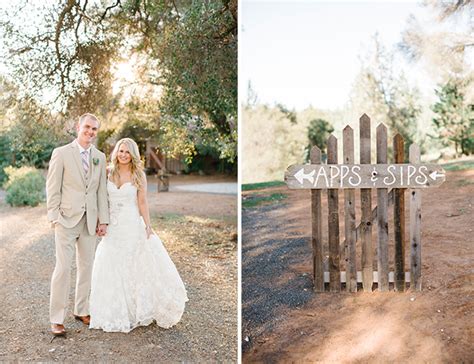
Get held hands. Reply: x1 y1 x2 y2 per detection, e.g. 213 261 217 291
145 225 153 239
96 224 108 237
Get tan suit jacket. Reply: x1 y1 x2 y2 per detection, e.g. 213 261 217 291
46 141 109 235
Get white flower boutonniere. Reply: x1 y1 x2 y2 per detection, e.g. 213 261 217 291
93 158 99 166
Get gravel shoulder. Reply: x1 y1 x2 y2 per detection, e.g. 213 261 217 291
0 175 237 362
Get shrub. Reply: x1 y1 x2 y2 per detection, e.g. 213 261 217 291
4 166 45 207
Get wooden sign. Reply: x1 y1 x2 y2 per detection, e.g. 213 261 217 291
284 163 445 189
285 115 446 293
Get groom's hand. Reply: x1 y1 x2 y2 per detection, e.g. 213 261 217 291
96 224 108 237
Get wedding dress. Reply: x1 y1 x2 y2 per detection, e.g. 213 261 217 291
89 180 188 333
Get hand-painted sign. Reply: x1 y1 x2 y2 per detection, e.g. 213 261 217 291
284 164 445 189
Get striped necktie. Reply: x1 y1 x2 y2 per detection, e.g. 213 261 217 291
81 150 89 175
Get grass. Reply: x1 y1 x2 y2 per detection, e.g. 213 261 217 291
456 179 474 187
242 192 287 208
242 180 286 191
442 160 474 171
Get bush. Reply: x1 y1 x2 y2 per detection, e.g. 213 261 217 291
4 166 45 207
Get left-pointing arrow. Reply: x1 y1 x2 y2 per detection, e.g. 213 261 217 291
294 168 316 185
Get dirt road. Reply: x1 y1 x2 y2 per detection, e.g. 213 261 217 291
242 167 473 363
0 175 237 362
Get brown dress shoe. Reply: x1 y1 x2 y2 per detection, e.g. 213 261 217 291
74 315 91 325
51 323 66 336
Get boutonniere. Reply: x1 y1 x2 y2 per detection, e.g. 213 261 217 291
92 158 99 166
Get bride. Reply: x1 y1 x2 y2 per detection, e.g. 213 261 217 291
89 137 188 332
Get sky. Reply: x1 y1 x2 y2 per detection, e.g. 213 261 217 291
240 0 436 110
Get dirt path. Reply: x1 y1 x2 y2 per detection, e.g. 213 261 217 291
242 168 473 363
0 176 237 362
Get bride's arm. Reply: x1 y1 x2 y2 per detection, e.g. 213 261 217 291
137 172 153 238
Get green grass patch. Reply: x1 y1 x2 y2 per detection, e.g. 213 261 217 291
442 160 474 171
242 192 287 208
242 180 285 191
456 179 474 187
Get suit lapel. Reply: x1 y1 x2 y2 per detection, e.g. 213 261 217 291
70 141 86 185
89 147 97 181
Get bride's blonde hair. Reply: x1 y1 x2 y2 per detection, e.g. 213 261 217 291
109 138 145 189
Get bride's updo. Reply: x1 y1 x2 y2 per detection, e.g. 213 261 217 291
109 138 145 189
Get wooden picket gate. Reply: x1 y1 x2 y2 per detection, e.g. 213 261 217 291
284 114 446 292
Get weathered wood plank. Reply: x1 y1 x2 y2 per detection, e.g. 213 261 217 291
360 114 373 292
284 163 445 189
327 135 340 292
376 123 389 291
343 125 357 292
341 189 394 248
409 144 422 291
323 271 410 283
310 146 324 292
394 134 406 292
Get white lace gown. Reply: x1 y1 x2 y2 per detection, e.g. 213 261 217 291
89 181 188 333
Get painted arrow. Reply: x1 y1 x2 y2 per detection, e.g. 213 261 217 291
429 170 445 181
294 168 316 185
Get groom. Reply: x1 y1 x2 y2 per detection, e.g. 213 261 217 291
46 113 109 336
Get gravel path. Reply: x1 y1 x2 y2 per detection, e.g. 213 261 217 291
241 202 313 353
170 183 237 195
0 185 237 362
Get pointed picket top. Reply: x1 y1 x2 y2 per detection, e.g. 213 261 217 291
360 113 371 124
343 125 354 164
376 122 387 133
327 134 338 164
327 135 338 154
376 123 388 164
310 145 321 163
394 133 404 143
393 133 405 163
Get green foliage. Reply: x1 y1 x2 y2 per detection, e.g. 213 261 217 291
432 82 474 156
351 35 422 153
114 0 237 161
153 1 237 135
4 166 45 207
185 142 236 174
276 103 297 124
242 105 339 183
306 118 334 160
116 118 159 156
0 1 237 165
96 128 116 155
0 93 68 176
242 181 286 191
0 133 13 183
157 118 196 164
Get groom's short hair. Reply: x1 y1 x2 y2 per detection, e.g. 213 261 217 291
79 113 100 127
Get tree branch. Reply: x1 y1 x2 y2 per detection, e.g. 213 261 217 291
101 0 121 20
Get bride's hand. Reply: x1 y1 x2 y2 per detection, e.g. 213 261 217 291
145 225 153 239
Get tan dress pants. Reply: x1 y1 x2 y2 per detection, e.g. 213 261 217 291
50 215 97 324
